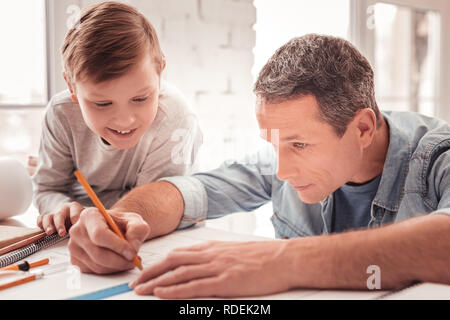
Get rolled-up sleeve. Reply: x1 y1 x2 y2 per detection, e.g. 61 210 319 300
161 145 275 229
160 176 208 229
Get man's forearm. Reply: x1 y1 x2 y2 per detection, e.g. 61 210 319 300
112 181 184 240
288 213 450 290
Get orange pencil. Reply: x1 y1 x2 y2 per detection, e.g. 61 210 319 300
0 232 47 256
74 170 143 270
0 258 49 272
0 273 42 291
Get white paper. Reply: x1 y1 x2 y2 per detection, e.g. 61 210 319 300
1 225 434 300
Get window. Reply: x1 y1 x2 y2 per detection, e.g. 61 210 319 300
0 0 47 163
0 0 47 106
372 3 440 116
253 0 350 80
352 0 450 121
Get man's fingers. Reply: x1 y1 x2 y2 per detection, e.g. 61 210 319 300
134 264 216 296
132 251 211 288
69 250 95 274
153 277 223 299
69 240 127 274
80 208 136 261
123 216 150 251
172 241 220 252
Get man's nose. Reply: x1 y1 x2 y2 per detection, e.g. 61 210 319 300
276 151 297 182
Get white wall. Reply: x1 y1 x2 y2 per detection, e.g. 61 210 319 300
46 0 268 237
49 0 258 171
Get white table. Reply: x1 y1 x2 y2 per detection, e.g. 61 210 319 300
1 206 448 300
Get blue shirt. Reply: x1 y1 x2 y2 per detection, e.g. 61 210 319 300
162 111 450 238
332 175 381 233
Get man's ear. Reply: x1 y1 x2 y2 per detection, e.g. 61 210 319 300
161 58 167 73
63 72 78 103
355 109 377 149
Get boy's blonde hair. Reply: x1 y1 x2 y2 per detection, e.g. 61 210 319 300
62 1 164 85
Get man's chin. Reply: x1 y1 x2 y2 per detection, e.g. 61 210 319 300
295 190 327 204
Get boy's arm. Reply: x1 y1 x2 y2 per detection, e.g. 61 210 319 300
33 105 76 215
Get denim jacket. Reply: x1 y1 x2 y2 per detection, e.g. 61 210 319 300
163 111 450 238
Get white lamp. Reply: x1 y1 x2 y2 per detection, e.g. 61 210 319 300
0 157 33 220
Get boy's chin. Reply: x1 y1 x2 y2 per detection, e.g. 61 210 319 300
111 141 139 150
101 136 139 150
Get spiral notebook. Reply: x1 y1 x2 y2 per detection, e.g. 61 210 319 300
0 232 68 268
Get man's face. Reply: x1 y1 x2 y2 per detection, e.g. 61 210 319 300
256 94 364 204
70 52 161 150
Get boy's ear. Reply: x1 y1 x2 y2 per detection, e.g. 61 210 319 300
63 72 79 103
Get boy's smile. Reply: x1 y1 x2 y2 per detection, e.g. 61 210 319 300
108 127 138 139
67 50 163 150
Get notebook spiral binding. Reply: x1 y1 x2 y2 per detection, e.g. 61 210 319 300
0 233 69 268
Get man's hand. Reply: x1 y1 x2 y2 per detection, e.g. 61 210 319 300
68 208 150 274
129 214 449 297
129 240 295 299
37 202 84 236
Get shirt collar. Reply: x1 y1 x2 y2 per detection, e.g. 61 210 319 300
320 113 412 220
371 113 412 212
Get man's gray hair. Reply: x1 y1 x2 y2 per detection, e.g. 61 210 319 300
254 34 381 137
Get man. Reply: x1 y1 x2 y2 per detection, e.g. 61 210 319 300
67 34 450 298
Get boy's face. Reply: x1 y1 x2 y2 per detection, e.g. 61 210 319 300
68 52 162 150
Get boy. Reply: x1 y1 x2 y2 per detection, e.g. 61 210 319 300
33 2 202 237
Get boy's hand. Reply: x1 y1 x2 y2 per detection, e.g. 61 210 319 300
67 208 150 274
27 155 38 176
37 202 84 236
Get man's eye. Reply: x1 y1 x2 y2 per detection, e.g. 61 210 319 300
293 142 307 149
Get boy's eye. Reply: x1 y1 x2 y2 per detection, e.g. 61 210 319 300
133 97 148 103
93 96 148 107
95 102 112 107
